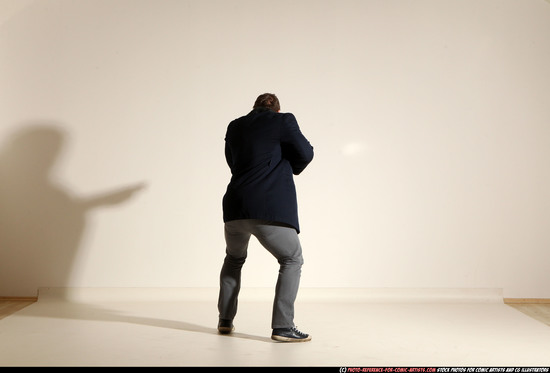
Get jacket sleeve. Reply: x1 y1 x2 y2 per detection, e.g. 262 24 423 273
225 139 233 169
281 113 314 175
224 125 233 169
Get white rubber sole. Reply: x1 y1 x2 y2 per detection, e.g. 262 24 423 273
271 334 312 342
217 326 234 334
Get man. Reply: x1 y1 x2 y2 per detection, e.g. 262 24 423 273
218 93 314 342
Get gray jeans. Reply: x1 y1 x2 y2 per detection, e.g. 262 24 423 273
218 219 304 329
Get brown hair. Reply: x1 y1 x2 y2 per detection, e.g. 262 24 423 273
253 93 280 112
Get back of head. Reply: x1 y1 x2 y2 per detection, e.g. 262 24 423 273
253 93 280 112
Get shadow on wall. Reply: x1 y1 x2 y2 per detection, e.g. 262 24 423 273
0 124 145 297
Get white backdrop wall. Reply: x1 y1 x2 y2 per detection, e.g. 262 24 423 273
1 0 549 298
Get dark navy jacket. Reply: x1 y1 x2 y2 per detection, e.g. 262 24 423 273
222 108 314 233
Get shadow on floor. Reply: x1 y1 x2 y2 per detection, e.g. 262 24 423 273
8 300 273 343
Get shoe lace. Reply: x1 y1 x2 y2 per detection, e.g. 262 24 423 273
291 326 307 337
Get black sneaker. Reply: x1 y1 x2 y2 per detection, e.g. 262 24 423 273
271 326 311 342
217 319 234 334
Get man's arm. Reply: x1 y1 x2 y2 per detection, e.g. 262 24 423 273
225 139 233 169
281 113 314 175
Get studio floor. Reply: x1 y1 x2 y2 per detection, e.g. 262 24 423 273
1 288 550 367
